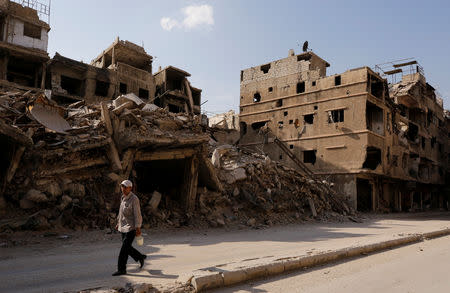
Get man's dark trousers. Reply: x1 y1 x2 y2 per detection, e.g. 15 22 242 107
118 230 144 272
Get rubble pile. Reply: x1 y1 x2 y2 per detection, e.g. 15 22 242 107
195 145 353 228
0 88 209 232
0 88 353 233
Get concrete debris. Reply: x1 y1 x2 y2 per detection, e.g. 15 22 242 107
0 86 213 232
148 191 162 212
0 86 354 233
113 93 144 108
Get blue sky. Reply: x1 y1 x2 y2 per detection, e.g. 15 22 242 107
47 0 450 115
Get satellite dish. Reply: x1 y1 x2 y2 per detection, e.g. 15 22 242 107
302 41 309 52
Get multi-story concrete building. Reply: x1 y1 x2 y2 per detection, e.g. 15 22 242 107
0 0 50 88
0 0 201 114
239 49 447 211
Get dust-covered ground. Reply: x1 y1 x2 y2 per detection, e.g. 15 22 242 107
0 212 448 293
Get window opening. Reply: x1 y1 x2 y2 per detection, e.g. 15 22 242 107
303 150 316 164
328 109 344 123
251 121 267 131
60 75 83 96
23 22 41 39
362 147 381 170
95 80 109 97
276 99 283 107
304 114 314 124
335 75 341 86
366 102 384 135
260 63 271 74
253 92 261 103
268 87 273 92
119 83 127 94
296 81 305 94
139 88 149 99
370 75 384 99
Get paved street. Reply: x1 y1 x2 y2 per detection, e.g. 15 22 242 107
213 234 450 293
0 212 448 292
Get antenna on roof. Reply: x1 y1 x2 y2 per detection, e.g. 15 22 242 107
302 41 309 52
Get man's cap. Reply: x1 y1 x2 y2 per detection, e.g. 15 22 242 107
120 180 133 188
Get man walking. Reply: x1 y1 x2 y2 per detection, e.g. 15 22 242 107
112 179 147 276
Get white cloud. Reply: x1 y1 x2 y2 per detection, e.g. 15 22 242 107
161 4 214 31
160 17 179 31
182 5 214 29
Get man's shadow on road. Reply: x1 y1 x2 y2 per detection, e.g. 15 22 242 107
126 269 178 279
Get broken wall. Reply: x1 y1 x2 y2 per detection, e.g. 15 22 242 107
5 16 48 51
240 67 383 175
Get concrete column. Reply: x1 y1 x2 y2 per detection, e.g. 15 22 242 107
111 47 115 67
0 55 8 80
84 69 97 103
410 192 413 211
420 192 423 210
183 156 199 213
40 62 46 89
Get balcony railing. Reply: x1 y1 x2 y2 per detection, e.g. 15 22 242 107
10 0 51 24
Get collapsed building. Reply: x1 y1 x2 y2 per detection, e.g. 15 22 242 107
0 0 213 229
239 49 449 212
0 1 352 232
0 0 201 112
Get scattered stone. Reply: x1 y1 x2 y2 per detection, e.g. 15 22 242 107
19 198 35 209
247 218 256 226
148 191 162 211
133 283 153 293
216 218 225 226
44 181 62 199
58 195 72 211
66 183 85 198
24 189 48 203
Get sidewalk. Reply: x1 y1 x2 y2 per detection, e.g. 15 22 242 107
0 212 449 293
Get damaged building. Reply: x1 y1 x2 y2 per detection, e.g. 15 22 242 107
0 0 50 89
0 0 219 232
0 0 201 113
154 66 202 115
239 49 448 212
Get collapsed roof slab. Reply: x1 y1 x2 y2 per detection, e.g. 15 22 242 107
91 38 152 71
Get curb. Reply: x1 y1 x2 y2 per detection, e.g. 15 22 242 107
191 228 450 292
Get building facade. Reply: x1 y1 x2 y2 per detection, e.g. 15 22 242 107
239 49 448 211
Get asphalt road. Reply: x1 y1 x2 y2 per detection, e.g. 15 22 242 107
213 235 450 293
0 212 449 292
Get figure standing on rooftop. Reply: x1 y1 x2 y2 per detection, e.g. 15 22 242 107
112 180 146 276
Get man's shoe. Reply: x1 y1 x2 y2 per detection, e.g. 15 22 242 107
112 270 126 276
139 255 147 269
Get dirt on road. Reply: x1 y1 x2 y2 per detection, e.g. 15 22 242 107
0 212 449 293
